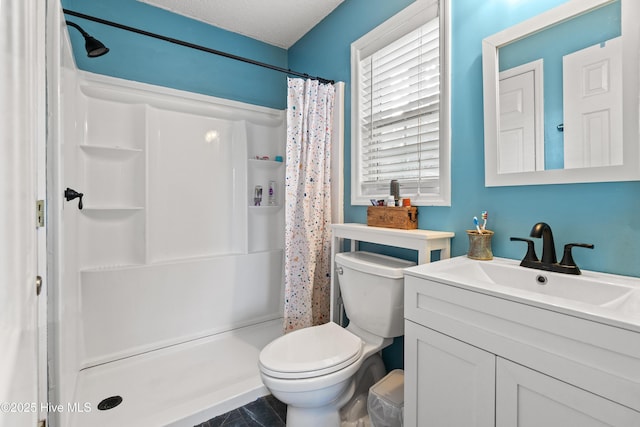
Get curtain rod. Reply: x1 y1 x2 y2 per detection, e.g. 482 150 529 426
63 9 334 85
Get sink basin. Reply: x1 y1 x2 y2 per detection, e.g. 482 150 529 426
450 259 632 305
404 256 640 331
603 289 640 315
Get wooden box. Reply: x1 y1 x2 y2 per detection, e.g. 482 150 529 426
367 206 418 230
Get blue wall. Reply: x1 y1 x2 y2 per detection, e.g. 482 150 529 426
62 0 288 109
63 0 640 370
290 0 640 279
63 0 640 275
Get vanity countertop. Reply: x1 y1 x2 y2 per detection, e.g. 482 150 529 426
405 256 640 333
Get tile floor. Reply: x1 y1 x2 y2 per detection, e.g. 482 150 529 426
194 395 287 427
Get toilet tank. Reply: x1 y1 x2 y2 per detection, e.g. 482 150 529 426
335 251 415 338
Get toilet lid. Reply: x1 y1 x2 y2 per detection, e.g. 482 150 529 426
259 322 363 379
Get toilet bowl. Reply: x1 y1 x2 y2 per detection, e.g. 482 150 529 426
259 251 415 427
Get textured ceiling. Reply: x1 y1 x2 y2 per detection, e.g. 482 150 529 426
138 0 344 49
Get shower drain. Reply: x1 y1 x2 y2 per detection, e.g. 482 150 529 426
97 395 123 411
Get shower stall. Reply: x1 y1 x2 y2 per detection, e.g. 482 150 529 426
49 16 300 427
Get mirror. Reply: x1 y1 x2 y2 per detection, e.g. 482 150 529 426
482 0 640 186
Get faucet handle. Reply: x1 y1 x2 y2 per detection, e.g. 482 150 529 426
510 237 539 263
559 243 594 269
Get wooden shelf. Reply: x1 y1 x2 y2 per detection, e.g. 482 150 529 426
332 223 455 262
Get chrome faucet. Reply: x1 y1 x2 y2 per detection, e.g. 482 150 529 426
511 222 594 275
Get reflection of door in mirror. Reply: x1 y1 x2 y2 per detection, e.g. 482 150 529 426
499 60 544 174
495 0 621 174
482 0 640 187
563 37 623 169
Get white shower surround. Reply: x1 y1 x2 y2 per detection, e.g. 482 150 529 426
51 25 292 426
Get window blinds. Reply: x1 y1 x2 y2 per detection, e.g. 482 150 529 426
359 18 440 197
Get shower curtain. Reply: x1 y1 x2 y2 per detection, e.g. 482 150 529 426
284 77 335 332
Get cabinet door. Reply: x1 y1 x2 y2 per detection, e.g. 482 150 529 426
404 320 495 427
496 358 640 427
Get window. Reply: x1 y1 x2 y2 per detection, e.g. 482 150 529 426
351 0 450 206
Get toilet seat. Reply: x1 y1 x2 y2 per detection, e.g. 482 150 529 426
259 322 363 379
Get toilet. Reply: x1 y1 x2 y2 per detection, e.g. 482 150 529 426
259 251 415 427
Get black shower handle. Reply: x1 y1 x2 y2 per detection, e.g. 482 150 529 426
64 187 84 210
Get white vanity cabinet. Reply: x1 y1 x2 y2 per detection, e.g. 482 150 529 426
496 358 639 427
403 274 640 427
404 321 495 426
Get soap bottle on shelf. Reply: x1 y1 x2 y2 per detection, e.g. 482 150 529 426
254 185 262 206
268 181 276 206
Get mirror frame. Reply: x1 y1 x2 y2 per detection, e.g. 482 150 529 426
482 0 640 186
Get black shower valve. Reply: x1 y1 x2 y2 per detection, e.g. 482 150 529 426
64 187 84 210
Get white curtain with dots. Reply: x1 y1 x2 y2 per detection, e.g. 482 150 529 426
284 77 335 332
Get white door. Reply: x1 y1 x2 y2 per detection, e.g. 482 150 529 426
496 358 640 427
499 60 544 173
1 1 47 427
404 321 495 427
563 37 623 169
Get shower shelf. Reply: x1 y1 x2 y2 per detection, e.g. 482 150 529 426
80 144 143 154
79 143 145 211
80 263 144 273
80 145 143 162
248 205 281 213
81 206 144 211
248 158 283 168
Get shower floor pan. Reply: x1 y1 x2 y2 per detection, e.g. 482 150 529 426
69 318 283 427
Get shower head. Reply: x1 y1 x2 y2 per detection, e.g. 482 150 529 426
66 21 109 58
